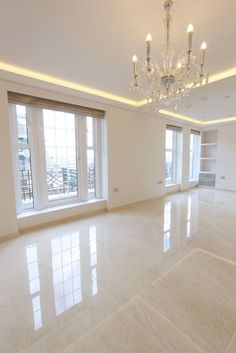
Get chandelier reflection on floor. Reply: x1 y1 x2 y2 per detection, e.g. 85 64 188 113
130 0 208 112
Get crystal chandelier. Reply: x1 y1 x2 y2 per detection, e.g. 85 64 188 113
130 0 208 112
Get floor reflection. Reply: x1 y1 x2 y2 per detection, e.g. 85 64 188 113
163 201 172 252
25 244 42 330
186 196 192 238
51 232 82 316
90 226 98 296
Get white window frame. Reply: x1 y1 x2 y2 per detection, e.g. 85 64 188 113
189 131 200 181
10 103 103 214
10 104 37 214
165 127 181 186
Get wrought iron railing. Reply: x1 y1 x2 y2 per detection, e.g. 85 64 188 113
20 169 33 201
20 164 96 201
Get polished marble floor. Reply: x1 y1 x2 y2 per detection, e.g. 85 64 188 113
0 188 236 353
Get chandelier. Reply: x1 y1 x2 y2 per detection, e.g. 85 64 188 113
130 0 208 112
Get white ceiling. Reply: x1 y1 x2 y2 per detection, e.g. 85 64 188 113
176 76 236 121
0 0 236 122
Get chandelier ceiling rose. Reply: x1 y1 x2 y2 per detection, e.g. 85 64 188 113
130 0 209 113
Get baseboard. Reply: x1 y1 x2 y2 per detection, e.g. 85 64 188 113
20 208 107 234
0 231 20 244
107 194 165 212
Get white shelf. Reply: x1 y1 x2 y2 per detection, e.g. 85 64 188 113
200 130 218 187
199 171 216 175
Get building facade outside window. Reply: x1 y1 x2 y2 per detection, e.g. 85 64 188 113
10 96 104 215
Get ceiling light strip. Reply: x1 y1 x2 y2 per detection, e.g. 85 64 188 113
204 116 236 125
159 109 204 125
0 61 236 126
160 109 236 126
0 61 138 107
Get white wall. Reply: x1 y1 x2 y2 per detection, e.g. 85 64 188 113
0 78 195 237
107 110 166 209
0 86 18 237
215 123 236 191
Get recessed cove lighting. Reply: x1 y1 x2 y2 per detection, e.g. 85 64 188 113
1 60 236 126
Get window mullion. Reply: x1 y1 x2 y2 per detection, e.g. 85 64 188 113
95 119 102 198
10 104 22 214
78 116 88 201
75 116 81 201
27 107 40 210
32 108 48 209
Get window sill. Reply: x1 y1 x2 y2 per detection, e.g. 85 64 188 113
17 199 106 230
165 183 179 188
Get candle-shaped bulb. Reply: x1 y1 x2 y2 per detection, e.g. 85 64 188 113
132 55 138 76
187 24 193 52
187 23 194 33
146 33 152 42
146 33 152 61
201 41 207 50
177 62 182 69
200 42 207 66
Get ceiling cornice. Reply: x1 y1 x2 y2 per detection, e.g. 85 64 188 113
0 61 236 126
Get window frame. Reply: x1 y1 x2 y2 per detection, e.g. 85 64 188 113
165 128 179 186
10 103 103 214
189 131 200 181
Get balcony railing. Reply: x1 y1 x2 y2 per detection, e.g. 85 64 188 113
20 164 96 202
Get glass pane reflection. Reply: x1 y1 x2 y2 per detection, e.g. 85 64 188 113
90 226 98 296
186 196 192 238
51 232 82 316
25 244 42 331
163 201 172 252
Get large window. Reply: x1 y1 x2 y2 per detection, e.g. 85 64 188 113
189 130 200 181
165 125 182 186
10 96 104 214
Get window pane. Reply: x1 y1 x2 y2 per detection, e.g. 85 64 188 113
43 110 78 201
18 148 34 210
190 133 194 151
86 117 94 147
166 130 173 149
189 133 200 181
189 151 193 179
16 105 28 145
165 151 173 184
87 149 96 199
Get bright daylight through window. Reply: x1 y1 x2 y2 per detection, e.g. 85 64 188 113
189 130 200 181
165 125 182 186
10 100 103 214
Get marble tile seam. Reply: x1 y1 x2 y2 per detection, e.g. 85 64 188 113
124 295 207 353
18 295 123 353
152 248 199 285
225 330 236 353
195 247 236 266
152 246 236 287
